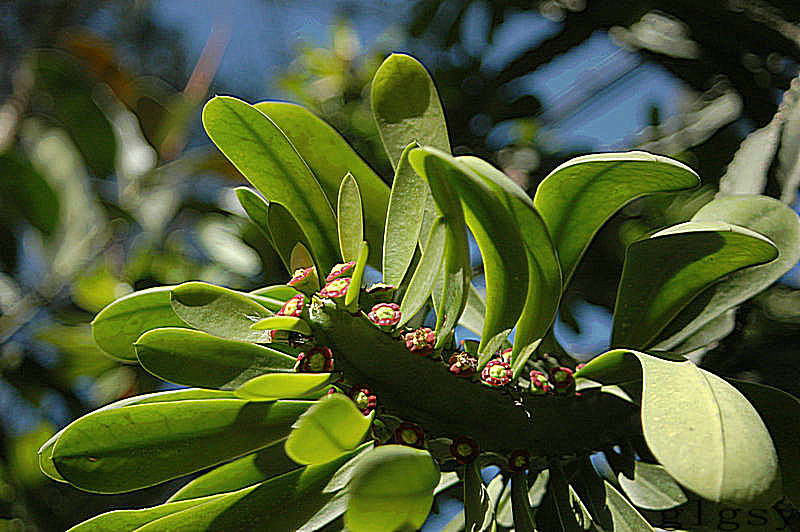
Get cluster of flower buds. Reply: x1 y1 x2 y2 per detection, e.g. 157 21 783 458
526 365 575 395
404 327 436 356
294 345 334 372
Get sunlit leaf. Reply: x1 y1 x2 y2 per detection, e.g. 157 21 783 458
234 186 274 247
337 172 364 263
285 394 372 465
533 151 700 286
612 221 778 349
202 96 339 272
397 216 445 329
617 462 687 511
345 445 440 532
344 241 369 311
251 316 313 336
51 399 312 493
268 201 320 276
135 327 295 389
235 373 332 401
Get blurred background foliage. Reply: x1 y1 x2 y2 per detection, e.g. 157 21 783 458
0 0 799 530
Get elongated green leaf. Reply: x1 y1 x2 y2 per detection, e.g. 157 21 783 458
730 379 800 508
654 195 800 350
268 201 320 276
497 470 548 528
511 339 542 379
418 149 528 354
371 53 451 169
52 399 311 493
251 316 312 336
670 308 736 354
397 216 446 329
569 482 657 532
285 394 372 465
234 186 276 249
476 328 513 371
459 284 486 336
134 328 295 389
576 350 782 506
253 101 389 269
617 462 687 511
170 282 272 343
612 222 777 349
67 494 224 532
202 96 339 272
337 173 364 262
135 444 366 532
533 151 700 286
383 141 426 286
0 151 60 235
235 373 332 401
464 461 494 532
459 156 562 356
246 293 294 313
250 284 299 300
91 286 187 362
345 445 440 532
408 148 470 346
344 241 369 311
168 439 299 502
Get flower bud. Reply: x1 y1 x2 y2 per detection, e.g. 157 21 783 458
351 386 377 415
277 293 305 318
448 352 477 378
449 436 479 464
394 421 425 448
549 366 575 393
287 267 318 295
528 370 553 395
367 302 401 330
481 359 512 387
404 328 436 357
295 345 334 372
319 277 351 304
508 449 531 472
326 261 355 282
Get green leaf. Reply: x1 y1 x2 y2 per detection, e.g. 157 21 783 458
268 201 320 277
235 373 332 401
91 286 187 362
234 186 274 245
617 462 687 511
611 221 778 349
569 482 657 531
168 439 299 502
285 394 372 465
251 315 313 336
134 444 366 532
459 284 486 336
464 461 494 532
0 151 60 235
66 494 224 532
510 472 537 532
396 216 446 329
417 149 528 354
345 241 369 311
511 339 542 379
134 327 295 389
202 96 339 272
654 195 800 350
577 349 782 506
250 284 299 300
533 151 700 287
408 148 470 347
371 53 451 169
383 141 426 287
253 101 389 270
170 282 272 343
345 445 440 532
458 156 562 357
670 308 736 355
337 173 364 262
476 328 513 371
52 399 312 493
729 379 800 508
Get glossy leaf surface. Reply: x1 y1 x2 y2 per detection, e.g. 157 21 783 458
202 96 339 272
52 399 311 493
234 373 332 401
234 186 275 248
337 172 364 262
612 222 778 349
533 151 699 286
285 394 372 465
345 445 440 532
134 327 295 389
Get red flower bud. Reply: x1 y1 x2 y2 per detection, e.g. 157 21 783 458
295 346 334 372
481 359 512 387
499 347 512 362
448 352 477 378
404 328 436 356
368 302 401 328
508 449 531 471
351 386 377 415
528 370 553 395
326 261 355 282
319 277 351 301
287 267 317 294
394 421 425 448
549 367 574 391
277 293 305 317
449 436 480 464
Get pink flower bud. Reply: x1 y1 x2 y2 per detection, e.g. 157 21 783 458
481 359 512 387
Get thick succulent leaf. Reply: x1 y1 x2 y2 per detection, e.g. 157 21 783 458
234 186 276 249
396 216 446 329
576 350 782 506
654 195 800 350
337 173 364 262
417 148 528 354
134 444 366 532
66 494 224 532
533 151 700 286
459 156 561 358
91 286 187 362
459 284 486 336
134 327 295 389
268 201 320 276
253 101 389 269
170 282 272 343
202 96 339 272
345 445 440 532
617 462 687 511
510 472 536 532
371 53 450 169
249 284 299 300
476 328 513 371
344 241 369 311
612 221 778 349
718 114 781 196
250 316 313 336
497 470 548 528
297 490 349 532
464 461 494 532
408 148 471 346
234 373 332 401
51 399 311 493
285 394 372 465
383 141 426 287
670 308 736 355
168 439 299 502
730 379 800 508
569 482 656 531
